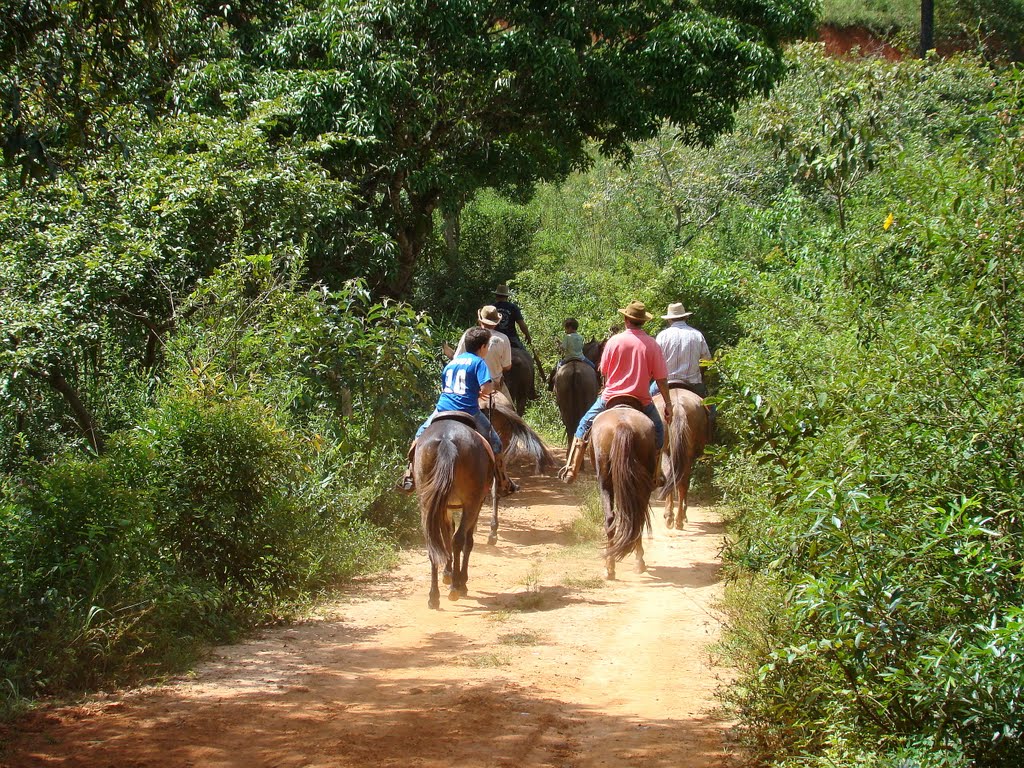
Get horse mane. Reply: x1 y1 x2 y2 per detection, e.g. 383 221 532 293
606 424 653 561
419 436 457 569
485 398 557 474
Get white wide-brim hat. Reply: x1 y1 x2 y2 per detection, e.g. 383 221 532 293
662 302 693 320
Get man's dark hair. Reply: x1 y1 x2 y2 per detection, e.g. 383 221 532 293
465 327 491 354
564 318 579 332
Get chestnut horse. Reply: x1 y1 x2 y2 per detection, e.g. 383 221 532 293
591 402 656 580
553 359 600 447
653 388 710 529
415 417 493 609
479 391 558 544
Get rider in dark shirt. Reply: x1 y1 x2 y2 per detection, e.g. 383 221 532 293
493 283 533 351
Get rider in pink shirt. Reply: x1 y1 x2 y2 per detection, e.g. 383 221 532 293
559 301 673 483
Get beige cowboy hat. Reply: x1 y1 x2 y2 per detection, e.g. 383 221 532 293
662 302 693 320
494 283 510 296
618 300 654 324
477 305 501 327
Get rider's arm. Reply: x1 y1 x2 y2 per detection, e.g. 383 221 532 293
516 308 532 344
655 378 674 422
480 380 496 396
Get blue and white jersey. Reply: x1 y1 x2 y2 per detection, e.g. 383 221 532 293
436 353 491 414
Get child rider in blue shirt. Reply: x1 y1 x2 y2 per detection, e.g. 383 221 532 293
397 327 519 496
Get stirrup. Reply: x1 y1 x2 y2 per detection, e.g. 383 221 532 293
395 467 415 494
558 436 588 484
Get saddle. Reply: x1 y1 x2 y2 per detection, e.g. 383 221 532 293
605 394 643 411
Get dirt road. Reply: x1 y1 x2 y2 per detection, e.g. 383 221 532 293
2 471 732 768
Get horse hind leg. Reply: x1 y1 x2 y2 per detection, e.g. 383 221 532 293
487 477 499 546
634 540 646 574
429 562 441 610
674 459 694 530
449 510 478 600
601 486 617 581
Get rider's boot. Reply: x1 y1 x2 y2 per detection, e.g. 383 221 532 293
395 441 417 493
558 436 588 484
494 454 520 497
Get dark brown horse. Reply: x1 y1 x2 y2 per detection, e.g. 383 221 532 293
553 359 599 447
504 346 537 415
653 388 710 529
590 403 657 580
582 338 605 367
415 418 493 609
478 391 558 544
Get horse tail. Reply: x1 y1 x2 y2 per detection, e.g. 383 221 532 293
492 400 558 474
420 436 457 569
657 400 689 500
607 423 653 562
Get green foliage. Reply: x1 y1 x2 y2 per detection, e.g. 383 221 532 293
0 112 355 459
709 52 1024 766
515 40 1024 768
0 255 436 700
412 191 539 326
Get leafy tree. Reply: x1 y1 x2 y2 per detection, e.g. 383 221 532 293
174 0 817 296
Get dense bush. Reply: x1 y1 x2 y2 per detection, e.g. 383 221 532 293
0 257 436 706
515 42 1024 767
711 51 1024 766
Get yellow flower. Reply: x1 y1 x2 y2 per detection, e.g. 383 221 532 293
883 213 895 231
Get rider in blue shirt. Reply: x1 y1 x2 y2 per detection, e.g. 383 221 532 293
397 327 518 496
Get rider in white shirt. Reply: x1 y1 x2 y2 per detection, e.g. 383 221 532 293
654 303 711 396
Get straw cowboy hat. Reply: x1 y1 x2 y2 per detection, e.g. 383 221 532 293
618 300 654 324
477 305 501 327
662 302 693 320
494 283 510 296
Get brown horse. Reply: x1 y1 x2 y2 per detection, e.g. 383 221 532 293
653 388 710 529
591 403 656 580
415 417 493 609
553 359 599 447
478 391 558 544
504 346 537 415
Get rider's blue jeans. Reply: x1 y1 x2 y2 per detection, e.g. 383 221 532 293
416 410 502 454
574 398 664 450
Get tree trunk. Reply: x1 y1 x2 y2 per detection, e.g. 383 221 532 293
442 204 462 260
384 176 439 298
29 365 105 454
920 0 934 57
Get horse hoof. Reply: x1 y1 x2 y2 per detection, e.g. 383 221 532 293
605 569 616 581
442 572 452 586
448 588 468 601
675 517 687 530
428 596 440 610
635 560 647 574
487 534 498 546
664 514 674 528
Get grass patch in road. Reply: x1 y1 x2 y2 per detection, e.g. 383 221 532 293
511 591 547 611
466 651 510 668
562 574 606 591
498 631 545 647
561 483 605 544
